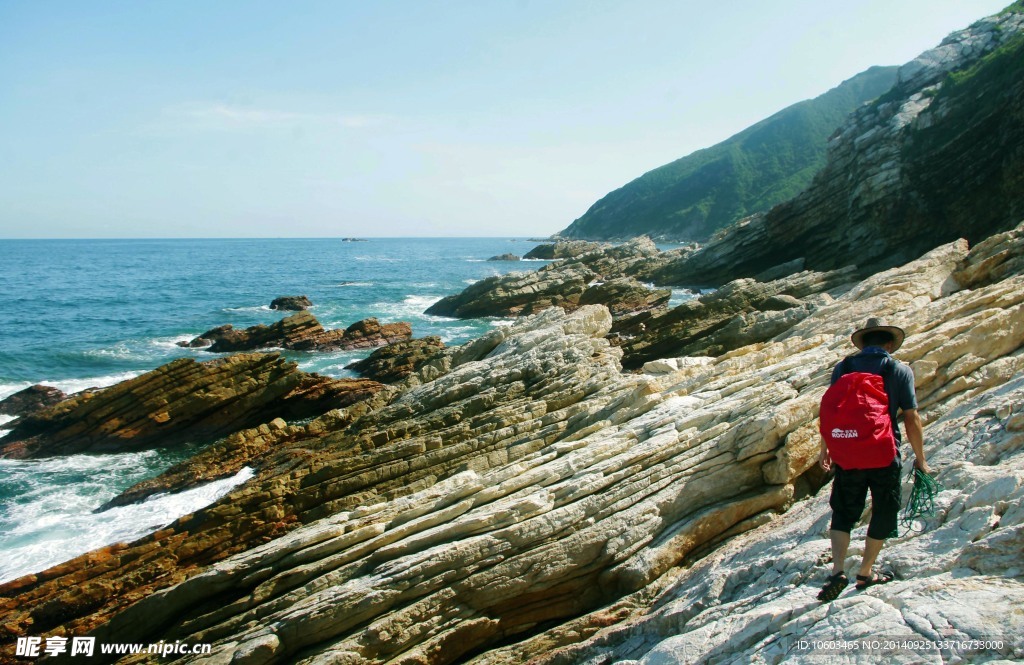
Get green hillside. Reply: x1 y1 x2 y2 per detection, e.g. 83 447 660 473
559 66 899 242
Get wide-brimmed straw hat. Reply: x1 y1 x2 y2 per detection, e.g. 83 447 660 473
851 317 905 351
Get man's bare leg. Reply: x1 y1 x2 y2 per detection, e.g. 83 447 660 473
830 530 851 575
858 536 884 578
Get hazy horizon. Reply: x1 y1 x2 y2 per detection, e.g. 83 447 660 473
1 0 1011 239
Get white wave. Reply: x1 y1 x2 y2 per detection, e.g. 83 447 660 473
0 414 15 435
83 344 136 360
150 335 196 349
437 326 482 342
465 259 485 263
668 288 698 308
222 305 273 313
0 382 32 402
372 294 445 320
463 279 479 285
0 372 144 402
42 372 143 396
489 319 515 328
327 281 374 288
0 465 254 584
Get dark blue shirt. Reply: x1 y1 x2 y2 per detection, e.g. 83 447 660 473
830 346 917 442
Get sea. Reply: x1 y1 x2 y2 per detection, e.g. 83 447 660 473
0 237 692 583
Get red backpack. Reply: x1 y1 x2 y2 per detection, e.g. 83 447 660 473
819 357 897 470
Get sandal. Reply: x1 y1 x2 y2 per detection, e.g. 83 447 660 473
817 571 848 602
855 570 895 590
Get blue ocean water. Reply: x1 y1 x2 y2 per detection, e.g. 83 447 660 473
0 237 548 391
0 237 548 581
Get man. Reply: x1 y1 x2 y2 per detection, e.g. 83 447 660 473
816 318 930 602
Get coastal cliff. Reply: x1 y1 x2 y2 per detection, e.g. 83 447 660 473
654 8 1024 285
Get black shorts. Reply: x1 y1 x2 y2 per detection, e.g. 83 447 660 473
829 458 901 540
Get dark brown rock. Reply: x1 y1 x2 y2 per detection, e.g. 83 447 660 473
177 324 233 348
487 254 521 262
0 353 385 459
270 295 313 311
425 238 674 319
98 375 387 510
287 317 412 352
180 311 412 353
577 278 671 318
346 336 446 383
523 240 603 260
0 385 66 418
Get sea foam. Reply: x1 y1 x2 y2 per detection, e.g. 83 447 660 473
0 459 254 584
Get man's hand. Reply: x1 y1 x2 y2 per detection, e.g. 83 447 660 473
819 446 832 472
914 457 932 475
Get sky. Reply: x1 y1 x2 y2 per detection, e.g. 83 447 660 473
0 0 1012 239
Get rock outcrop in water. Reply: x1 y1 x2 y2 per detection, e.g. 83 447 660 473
523 240 603 260
1 221 1022 663
179 311 412 353
345 336 447 384
0 353 385 459
425 238 675 319
0 385 66 419
269 295 313 311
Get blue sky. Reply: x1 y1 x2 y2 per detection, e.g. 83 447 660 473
0 0 1011 238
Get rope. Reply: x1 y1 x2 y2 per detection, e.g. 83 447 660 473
898 466 943 535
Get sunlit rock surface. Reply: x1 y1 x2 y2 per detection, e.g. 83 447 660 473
1 223 1021 664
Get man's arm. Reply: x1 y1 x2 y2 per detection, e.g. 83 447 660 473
819 437 832 472
904 408 930 474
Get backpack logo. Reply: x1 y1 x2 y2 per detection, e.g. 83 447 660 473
831 428 859 439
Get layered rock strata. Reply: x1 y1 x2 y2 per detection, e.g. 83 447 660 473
523 240 603 260
0 353 384 459
179 311 412 353
486 237 1024 665
1 225 1021 664
616 266 858 368
650 8 1024 285
425 238 675 319
345 336 447 384
0 385 67 418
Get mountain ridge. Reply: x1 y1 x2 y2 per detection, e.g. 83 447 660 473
558 65 899 242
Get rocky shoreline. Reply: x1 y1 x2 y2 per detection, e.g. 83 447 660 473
0 224 1020 663
2 6 1024 663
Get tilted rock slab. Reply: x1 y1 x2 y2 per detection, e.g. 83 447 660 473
181 311 412 353
426 237 674 319
523 240 603 260
1 228 1022 664
475 226 1024 664
345 336 447 384
617 265 858 368
0 353 384 459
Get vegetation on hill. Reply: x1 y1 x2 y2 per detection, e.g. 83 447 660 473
558 66 899 242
